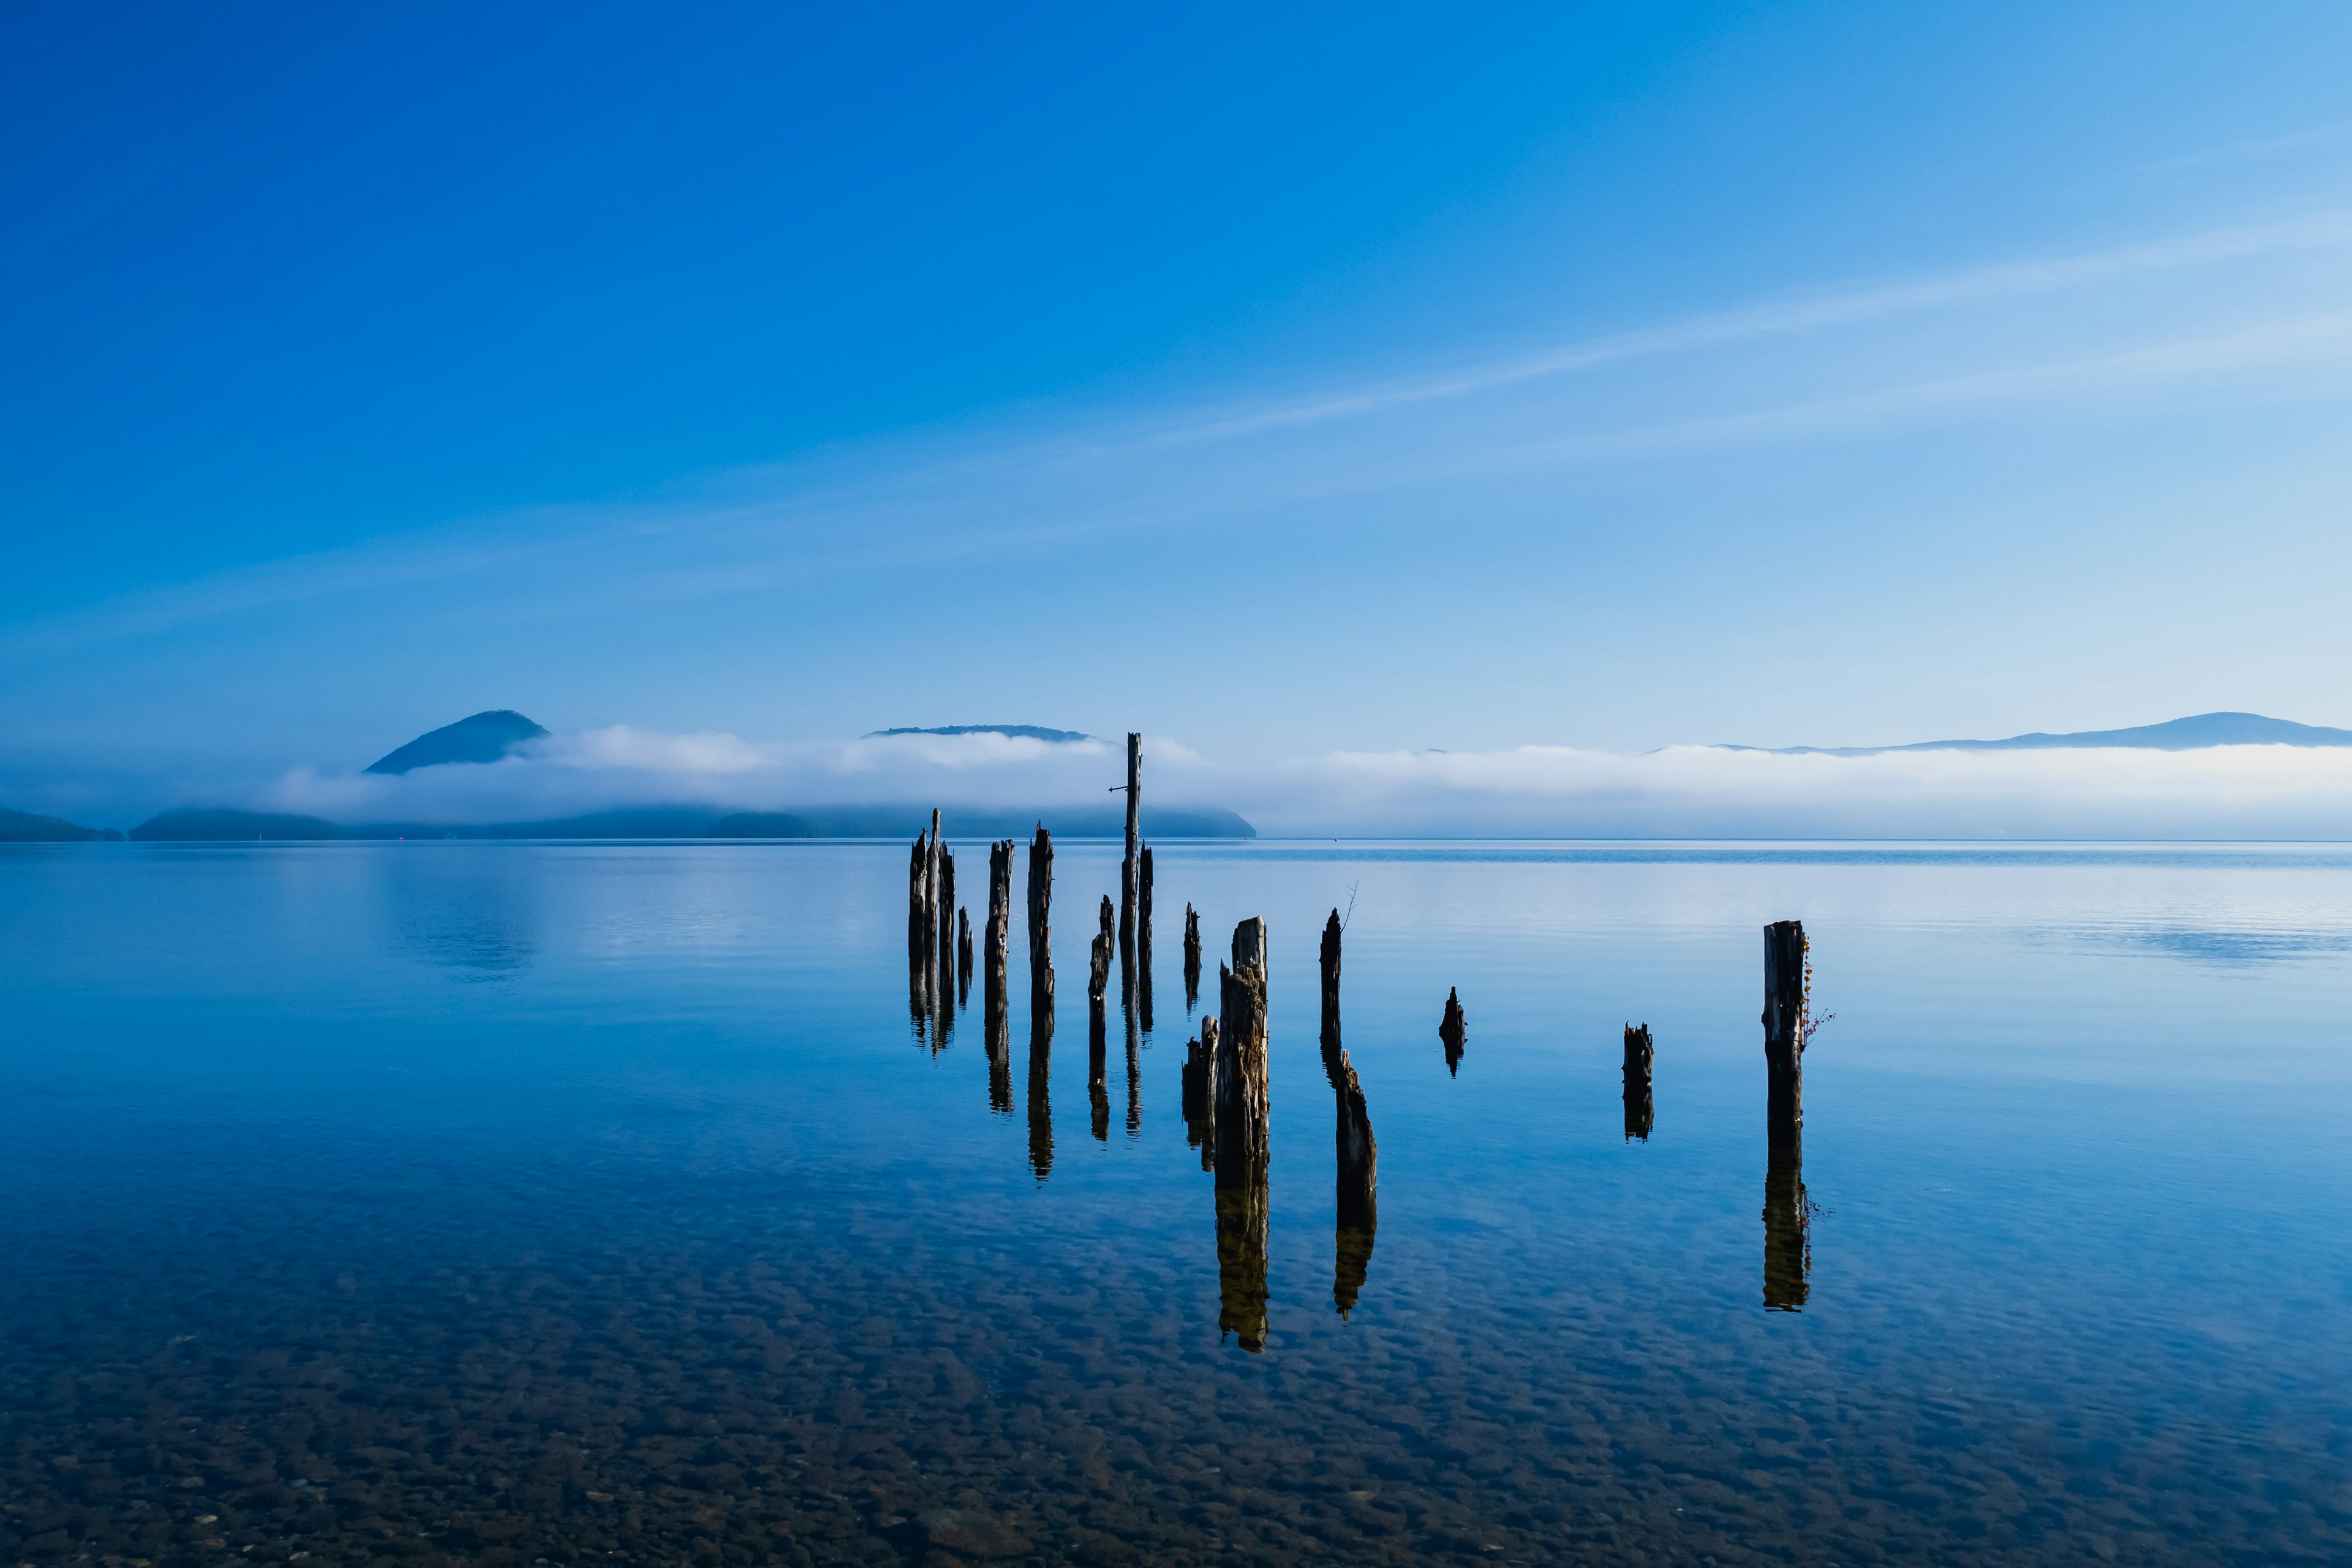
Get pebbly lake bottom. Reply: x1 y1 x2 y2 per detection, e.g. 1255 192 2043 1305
3 840 2350 1567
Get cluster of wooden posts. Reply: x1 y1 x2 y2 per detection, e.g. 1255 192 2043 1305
910 736 1821 1338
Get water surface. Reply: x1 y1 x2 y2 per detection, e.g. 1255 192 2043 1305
4 840 2350 1567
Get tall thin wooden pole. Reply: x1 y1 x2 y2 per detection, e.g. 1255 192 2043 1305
985 839 1014 1114
1120 732 1141 957
1623 1023 1654 1141
1026 823 1054 1038
1317 909 1376 1317
1089 895 1113 1142
1763 920 1806 1150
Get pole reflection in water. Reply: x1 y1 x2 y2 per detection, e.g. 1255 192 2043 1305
1214 919 1272 1351
1439 987 1466 1076
1763 1145 1811 1310
1319 911 1378 1318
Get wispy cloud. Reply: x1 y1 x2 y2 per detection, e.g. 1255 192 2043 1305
10 206 2352 666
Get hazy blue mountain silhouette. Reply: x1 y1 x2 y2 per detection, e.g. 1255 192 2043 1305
129 802 1255 842
1 806 119 842
1727 711 2352 756
863 725 1095 743
366 710 549 774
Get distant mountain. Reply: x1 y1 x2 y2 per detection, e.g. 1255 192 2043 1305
1 806 121 842
128 802 1256 842
130 809 344 841
365 710 549 774
1726 711 2352 756
864 725 1095 744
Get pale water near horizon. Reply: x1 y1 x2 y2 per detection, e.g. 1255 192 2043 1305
4 840 2350 1567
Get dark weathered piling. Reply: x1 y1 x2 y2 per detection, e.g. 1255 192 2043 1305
1319 910 1342 1051
1623 1023 1654 1141
956 907 973 1006
1214 919 1270 1186
1763 919 1806 1151
1182 903 1202 1011
908 834 929 961
1317 910 1377 1317
1438 987 1466 1076
1119 732 1141 958
1209 919 1268 1351
937 843 957 996
1026 824 1054 1039
1182 1018 1218 1172
984 840 1014 1108
1089 895 1113 1141
1763 1148 1810 1310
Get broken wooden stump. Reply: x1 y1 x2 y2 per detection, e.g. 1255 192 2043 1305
1214 918 1270 1186
1089 895 1113 1141
1182 902 1202 1011
1026 823 1054 1042
1763 919 1806 1152
1182 1017 1218 1172
1317 909 1377 1318
1623 1022 1654 1141
984 840 1014 1110
1438 987 1466 1076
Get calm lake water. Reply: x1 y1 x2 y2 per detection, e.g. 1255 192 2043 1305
4 840 2350 1567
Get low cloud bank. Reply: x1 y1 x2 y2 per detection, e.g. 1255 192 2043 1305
230 727 2352 840
1256 743 2352 839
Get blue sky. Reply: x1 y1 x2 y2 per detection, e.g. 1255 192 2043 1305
7 2 2352 823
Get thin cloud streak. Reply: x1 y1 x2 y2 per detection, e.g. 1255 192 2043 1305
10 209 2352 657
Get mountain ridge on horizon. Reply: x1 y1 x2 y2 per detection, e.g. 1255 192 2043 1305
1719 711 2352 756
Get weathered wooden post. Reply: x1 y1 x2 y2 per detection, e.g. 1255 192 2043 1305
1183 902 1202 1011
1215 919 1270 1185
1438 987 1466 1076
1212 917 1271 1355
906 831 932 1036
1026 823 1054 1039
1761 918 1811 1306
985 840 1014 1107
1089 895 1113 1141
1623 1023 1654 1141
983 846 1011 1104
1182 1017 1219 1172
937 843 957 1022
1317 910 1377 1318
1763 920 1805 1150
1119 733 1141 957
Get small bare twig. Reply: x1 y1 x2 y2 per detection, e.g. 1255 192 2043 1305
1340 880 1360 931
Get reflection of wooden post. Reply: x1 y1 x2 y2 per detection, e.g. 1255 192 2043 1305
1089 895 1112 1141
1026 824 1054 1038
1182 1018 1218 1171
1623 1023 1654 1141
1317 910 1377 1317
1182 903 1202 1011
1214 919 1270 1185
1438 987 1466 1076
1763 921 1806 1151
1215 1182 1269 1353
1763 1147 1810 1310
956 908 972 1006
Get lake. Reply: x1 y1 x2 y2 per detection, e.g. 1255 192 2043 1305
3 839 2350 1567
